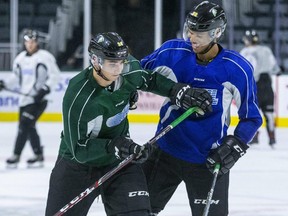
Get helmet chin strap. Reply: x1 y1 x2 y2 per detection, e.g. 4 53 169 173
90 60 110 81
198 40 215 55
197 29 221 55
96 68 110 82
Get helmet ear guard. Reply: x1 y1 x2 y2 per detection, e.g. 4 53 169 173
182 22 190 41
89 52 110 81
214 28 222 39
210 27 224 41
90 54 102 70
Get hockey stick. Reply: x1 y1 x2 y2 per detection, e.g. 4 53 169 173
53 106 203 216
202 163 221 216
3 87 52 102
4 87 32 97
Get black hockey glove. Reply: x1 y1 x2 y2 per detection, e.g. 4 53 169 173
34 85 50 103
129 90 139 110
169 83 212 115
0 80 5 91
107 137 149 163
206 135 249 175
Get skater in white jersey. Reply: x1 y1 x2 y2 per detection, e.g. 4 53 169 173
240 29 281 147
0 29 60 167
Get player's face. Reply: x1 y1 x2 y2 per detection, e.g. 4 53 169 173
242 37 251 46
187 30 213 53
101 59 124 81
24 39 38 54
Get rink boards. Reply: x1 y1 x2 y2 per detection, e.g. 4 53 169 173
1 72 288 127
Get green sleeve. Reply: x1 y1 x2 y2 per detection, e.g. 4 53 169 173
141 68 176 96
125 55 176 96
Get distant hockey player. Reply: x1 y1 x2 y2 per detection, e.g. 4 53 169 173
140 1 262 215
0 29 60 168
45 32 212 216
240 29 280 147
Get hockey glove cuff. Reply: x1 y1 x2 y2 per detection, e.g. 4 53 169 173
0 80 5 91
169 83 212 115
107 137 149 163
129 90 139 110
34 85 50 103
206 135 249 175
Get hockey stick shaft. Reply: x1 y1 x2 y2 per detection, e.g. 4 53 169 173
3 87 52 102
4 87 31 97
202 163 221 216
54 106 202 216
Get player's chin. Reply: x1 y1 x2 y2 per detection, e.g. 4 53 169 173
193 46 207 54
110 75 120 81
192 44 202 53
192 48 202 54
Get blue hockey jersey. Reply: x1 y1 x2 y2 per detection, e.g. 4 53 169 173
141 39 262 164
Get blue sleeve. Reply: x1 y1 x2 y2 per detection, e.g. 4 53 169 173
141 45 172 69
227 54 263 144
141 39 192 71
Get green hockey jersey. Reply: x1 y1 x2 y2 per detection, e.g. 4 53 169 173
59 55 175 167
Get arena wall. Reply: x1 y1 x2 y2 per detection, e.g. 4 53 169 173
1 72 288 127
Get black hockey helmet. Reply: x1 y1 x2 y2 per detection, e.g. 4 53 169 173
23 29 39 41
88 32 128 60
243 29 259 45
185 1 227 33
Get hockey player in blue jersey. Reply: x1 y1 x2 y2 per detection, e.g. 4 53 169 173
141 1 262 215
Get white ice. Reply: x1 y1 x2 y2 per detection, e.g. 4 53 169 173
0 122 287 216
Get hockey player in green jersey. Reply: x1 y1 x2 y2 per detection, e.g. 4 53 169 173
45 32 212 216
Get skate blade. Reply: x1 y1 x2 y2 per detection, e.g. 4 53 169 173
27 161 44 168
269 145 276 150
6 163 18 169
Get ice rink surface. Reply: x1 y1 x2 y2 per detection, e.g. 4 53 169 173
0 122 287 216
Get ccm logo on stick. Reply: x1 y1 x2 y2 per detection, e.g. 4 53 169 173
128 191 149 197
194 199 220 205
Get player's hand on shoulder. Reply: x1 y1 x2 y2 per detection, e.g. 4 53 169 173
107 136 149 163
0 80 5 91
206 135 249 175
169 83 212 115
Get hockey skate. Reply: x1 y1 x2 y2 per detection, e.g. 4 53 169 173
6 154 20 168
268 131 276 149
27 154 44 168
269 133 276 149
249 131 259 145
269 138 276 148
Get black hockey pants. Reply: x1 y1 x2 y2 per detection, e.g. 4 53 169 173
45 156 150 216
142 148 229 216
14 100 47 155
